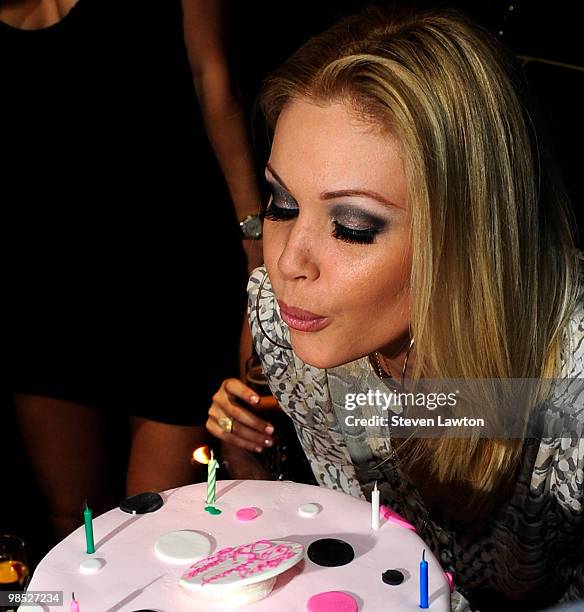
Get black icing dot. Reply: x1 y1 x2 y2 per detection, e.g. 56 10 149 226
382 569 405 585
119 492 163 515
307 538 355 567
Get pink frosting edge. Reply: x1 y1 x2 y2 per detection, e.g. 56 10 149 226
380 505 416 531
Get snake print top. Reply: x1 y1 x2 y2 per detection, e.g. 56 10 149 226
248 266 584 611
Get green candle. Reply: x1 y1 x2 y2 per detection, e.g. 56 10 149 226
83 500 95 554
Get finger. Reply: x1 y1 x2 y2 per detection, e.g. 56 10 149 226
206 418 267 453
218 390 274 435
208 404 274 447
223 378 261 406
212 379 275 434
223 399 275 435
229 419 274 449
208 403 225 421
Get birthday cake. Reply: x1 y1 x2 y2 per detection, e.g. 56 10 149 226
27 480 451 611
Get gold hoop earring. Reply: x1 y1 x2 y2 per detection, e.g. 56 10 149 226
255 270 293 351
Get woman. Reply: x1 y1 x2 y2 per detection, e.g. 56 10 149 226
1 0 260 541
207 6 584 611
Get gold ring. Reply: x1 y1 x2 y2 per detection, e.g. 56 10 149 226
218 416 234 434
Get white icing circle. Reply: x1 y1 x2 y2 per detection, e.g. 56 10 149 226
154 530 212 565
298 503 320 518
79 558 105 574
180 539 304 595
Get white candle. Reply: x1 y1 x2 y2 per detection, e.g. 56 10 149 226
371 481 380 530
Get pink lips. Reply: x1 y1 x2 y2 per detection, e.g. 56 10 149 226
277 301 330 332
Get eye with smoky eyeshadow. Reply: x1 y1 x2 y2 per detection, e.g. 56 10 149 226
330 204 388 245
263 180 389 245
263 181 298 221
329 205 388 232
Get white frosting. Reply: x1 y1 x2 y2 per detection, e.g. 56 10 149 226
79 558 105 574
154 530 212 565
298 503 320 518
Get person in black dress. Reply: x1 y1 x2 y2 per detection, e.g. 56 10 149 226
1 0 261 540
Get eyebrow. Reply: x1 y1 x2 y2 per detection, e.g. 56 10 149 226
265 162 401 210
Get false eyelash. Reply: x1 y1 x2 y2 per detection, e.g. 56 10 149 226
332 220 377 244
263 204 379 245
263 204 298 221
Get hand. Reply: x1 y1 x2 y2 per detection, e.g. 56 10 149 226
206 378 275 453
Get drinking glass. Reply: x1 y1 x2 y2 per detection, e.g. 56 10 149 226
245 357 315 483
0 535 29 612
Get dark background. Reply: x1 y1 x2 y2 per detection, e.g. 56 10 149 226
2 0 582 587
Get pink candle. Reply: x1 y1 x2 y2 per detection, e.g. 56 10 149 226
70 592 80 612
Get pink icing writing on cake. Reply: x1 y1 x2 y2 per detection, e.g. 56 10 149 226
185 539 298 585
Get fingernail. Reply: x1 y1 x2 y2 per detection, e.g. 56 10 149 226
265 425 274 434
255 446 263 453
264 439 272 447
250 395 259 404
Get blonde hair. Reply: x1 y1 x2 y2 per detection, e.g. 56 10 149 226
259 7 581 514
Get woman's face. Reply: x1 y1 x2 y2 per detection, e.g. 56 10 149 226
263 98 412 369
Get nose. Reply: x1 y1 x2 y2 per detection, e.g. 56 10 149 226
277 216 320 282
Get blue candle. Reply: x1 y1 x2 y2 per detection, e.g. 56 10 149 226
420 549 429 608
